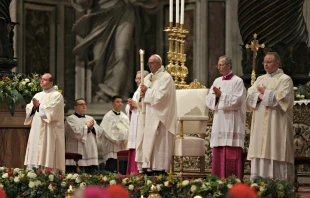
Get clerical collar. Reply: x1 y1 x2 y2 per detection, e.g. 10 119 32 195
74 112 85 118
150 66 165 82
267 69 282 77
222 72 234 80
112 110 120 115
43 87 55 93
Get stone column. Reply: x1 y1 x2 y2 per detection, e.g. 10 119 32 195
238 0 310 86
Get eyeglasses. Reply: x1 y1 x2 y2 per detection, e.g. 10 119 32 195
262 61 277 65
76 103 86 106
135 78 141 80
147 62 159 66
217 64 227 67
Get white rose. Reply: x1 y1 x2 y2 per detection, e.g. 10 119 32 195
2 173 8 178
14 176 20 183
182 180 189 186
293 87 298 91
122 178 128 184
29 181 35 188
35 180 41 187
205 182 211 186
27 83 33 87
80 182 87 188
109 180 116 185
49 174 54 181
227 184 233 189
0 167 5 171
0 183 3 188
103 176 108 181
13 168 20 173
146 180 152 185
19 173 25 178
259 186 265 192
61 182 67 187
72 173 79 179
301 95 305 99
48 184 54 192
53 85 58 90
27 172 37 179
235 179 241 183
128 184 134 190
251 183 258 187
22 82 26 85
66 173 73 179
217 180 223 184
297 94 301 98
190 185 197 192
164 181 169 186
156 184 162 191
75 176 82 183
25 78 30 83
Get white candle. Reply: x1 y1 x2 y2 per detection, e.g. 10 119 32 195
169 0 173 23
139 49 145 85
176 0 179 23
180 0 185 24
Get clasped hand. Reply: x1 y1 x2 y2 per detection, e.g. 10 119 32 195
212 86 221 98
128 98 137 109
140 85 148 98
87 119 94 129
32 98 40 109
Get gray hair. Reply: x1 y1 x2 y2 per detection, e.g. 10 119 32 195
219 55 233 69
137 70 149 78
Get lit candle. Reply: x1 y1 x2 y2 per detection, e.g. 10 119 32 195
139 49 145 85
68 185 72 192
176 0 179 23
180 0 185 24
169 0 173 23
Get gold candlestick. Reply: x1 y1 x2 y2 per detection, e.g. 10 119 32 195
177 24 189 88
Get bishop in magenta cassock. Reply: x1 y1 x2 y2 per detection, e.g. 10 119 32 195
206 56 246 179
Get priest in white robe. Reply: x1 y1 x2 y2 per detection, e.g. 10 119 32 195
125 70 149 174
65 98 103 173
100 95 129 173
24 73 65 172
246 52 294 181
135 54 177 174
206 55 246 179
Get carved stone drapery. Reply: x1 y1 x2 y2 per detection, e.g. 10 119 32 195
0 0 17 75
238 0 310 87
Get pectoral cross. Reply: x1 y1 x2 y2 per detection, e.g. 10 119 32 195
246 33 265 85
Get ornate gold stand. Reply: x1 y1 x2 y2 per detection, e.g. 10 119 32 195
164 22 189 89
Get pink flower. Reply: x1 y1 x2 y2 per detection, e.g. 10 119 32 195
36 76 40 80
1 76 6 80
8 172 13 177
51 182 56 187
38 170 43 174
118 175 125 179
168 184 172 188
134 187 139 192
152 177 157 182
59 175 64 181
100 179 105 183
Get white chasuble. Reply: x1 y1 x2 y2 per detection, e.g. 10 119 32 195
125 89 140 149
24 88 65 171
206 75 246 148
99 110 129 163
135 66 177 171
246 69 294 180
65 114 103 166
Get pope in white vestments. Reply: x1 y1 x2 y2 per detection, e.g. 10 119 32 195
65 98 103 173
24 73 65 172
100 95 129 172
206 56 246 179
135 54 177 173
246 52 294 181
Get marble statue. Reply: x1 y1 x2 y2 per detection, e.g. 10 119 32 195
71 0 157 102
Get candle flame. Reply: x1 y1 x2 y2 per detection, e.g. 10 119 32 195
139 49 144 54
